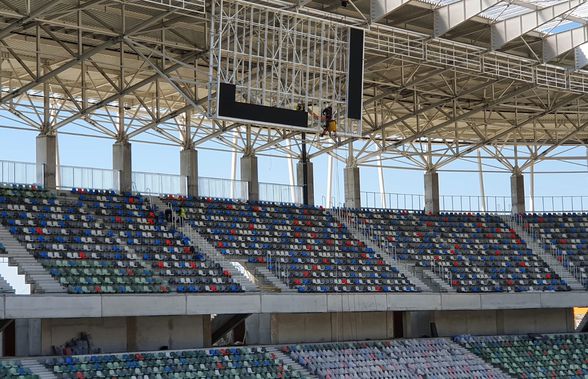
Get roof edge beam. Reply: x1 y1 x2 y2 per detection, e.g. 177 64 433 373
491 0 583 50
434 0 501 37
544 24 588 62
370 0 410 23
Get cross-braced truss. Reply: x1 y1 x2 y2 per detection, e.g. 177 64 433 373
1 0 588 175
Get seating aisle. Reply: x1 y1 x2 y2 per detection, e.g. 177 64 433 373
0 186 241 294
521 213 588 289
346 209 569 293
162 196 417 293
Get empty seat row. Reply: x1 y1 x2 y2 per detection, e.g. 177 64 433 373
455 333 588 378
284 339 509 378
344 209 569 293
162 195 417 293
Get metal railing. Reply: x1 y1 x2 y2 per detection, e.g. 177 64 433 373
259 182 303 204
504 213 587 287
0 160 40 186
361 191 588 214
60 165 119 191
198 176 248 200
132 171 187 195
332 207 454 290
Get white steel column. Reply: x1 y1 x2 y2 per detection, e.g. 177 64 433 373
378 154 387 208
326 155 333 207
477 150 486 212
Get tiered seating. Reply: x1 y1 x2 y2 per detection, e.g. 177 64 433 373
0 186 241 294
0 360 38 379
163 196 416 293
73 189 241 294
44 347 302 379
347 209 569 293
284 339 509 378
456 333 588 378
522 213 588 288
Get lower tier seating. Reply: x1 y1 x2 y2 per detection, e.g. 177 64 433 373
284 339 508 378
43 347 302 379
455 333 588 378
0 360 38 379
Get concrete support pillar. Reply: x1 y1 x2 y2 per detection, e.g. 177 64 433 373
241 154 259 201
511 172 525 214
113 142 132 193
36 134 56 189
424 170 440 214
180 148 198 196
344 166 361 208
15 319 41 357
297 160 314 206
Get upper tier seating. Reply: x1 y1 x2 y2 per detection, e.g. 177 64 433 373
43 347 302 379
455 333 588 378
346 209 569 293
284 339 509 378
521 213 588 288
163 196 417 293
0 186 241 294
0 360 38 379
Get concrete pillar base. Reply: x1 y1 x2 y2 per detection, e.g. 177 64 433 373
180 148 198 196
113 142 132 193
241 155 259 201
296 160 314 206
344 166 361 208
511 173 525 214
424 170 440 214
36 134 57 189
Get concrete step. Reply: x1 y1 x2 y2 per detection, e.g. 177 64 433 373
501 216 586 291
255 266 296 293
20 358 57 379
329 211 440 293
267 347 318 378
176 224 259 292
0 224 66 294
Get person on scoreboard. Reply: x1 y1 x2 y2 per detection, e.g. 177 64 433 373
307 104 337 139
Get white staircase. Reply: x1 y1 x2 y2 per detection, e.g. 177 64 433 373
0 225 66 294
0 272 15 293
267 347 318 378
329 209 453 293
500 214 585 291
151 196 258 292
254 266 295 292
20 358 57 379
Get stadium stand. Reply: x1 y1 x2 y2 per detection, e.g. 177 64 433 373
521 213 588 289
284 339 509 378
42 346 303 379
161 195 418 293
345 209 570 293
0 186 242 294
455 333 588 378
0 360 39 379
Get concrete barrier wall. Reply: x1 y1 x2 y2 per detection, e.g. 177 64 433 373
433 308 575 337
269 312 395 344
37 315 208 355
